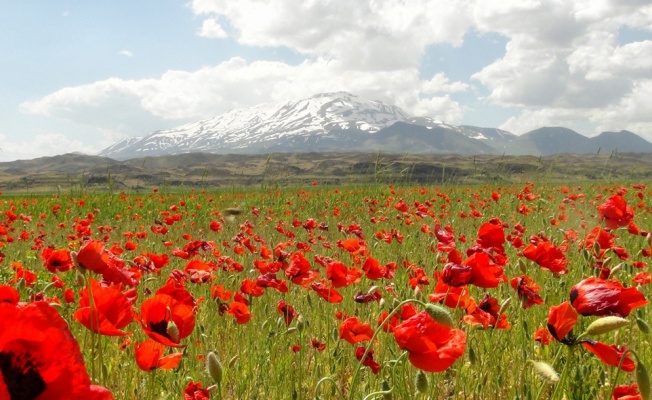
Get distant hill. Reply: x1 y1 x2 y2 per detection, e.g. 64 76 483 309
95 92 652 159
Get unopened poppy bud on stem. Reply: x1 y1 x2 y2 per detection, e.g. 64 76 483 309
206 352 223 385
415 370 428 394
296 315 305 333
167 320 180 343
425 304 455 327
636 360 651 400
584 316 630 336
637 317 651 334
518 259 527 274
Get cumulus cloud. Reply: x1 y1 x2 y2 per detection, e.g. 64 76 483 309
198 18 228 38
0 132 99 162
17 0 652 152
119 50 133 57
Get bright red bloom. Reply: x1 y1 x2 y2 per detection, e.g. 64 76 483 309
612 383 642 400
462 294 510 329
521 241 567 274
276 300 297 326
73 279 134 336
227 301 253 325
570 277 648 317
393 311 466 372
339 317 374 344
134 339 183 371
534 327 551 345
362 257 392 280
311 338 326 351
355 346 381 374
138 294 195 347
429 272 471 309
40 247 74 273
184 259 214 283
0 284 19 305
441 251 506 288
476 221 506 253
284 252 319 285
76 240 137 287
256 273 288 293
597 194 634 229
326 261 361 288
311 279 344 304
0 302 113 399
633 272 651 286
183 381 210 400
510 275 544 309
547 301 578 344
580 340 636 372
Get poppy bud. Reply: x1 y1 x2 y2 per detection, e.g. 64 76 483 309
286 327 298 334
16 278 25 292
167 321 180 343
414 286 423 301
584 316 630 336
228 355 238 368
379 298 386 308
75 270 86 287
296 315 305 333
519 259 527 274
368 286 380 294
610 263 623 276
382 381 392 400
206 352 223 385
468 346 477 365
415 370 429 394
637 317 651 335
647 233 652 247
306 292 312 308
593 242 601 257
498 297 511 315
602 256 613 268
425 304 455 328
636 361 650 400
530 360 559 383
224 207 242 216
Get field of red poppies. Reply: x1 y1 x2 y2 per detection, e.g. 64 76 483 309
1 182 651 399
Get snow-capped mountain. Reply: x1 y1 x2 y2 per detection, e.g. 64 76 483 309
100 92 415 159
98 92 652 160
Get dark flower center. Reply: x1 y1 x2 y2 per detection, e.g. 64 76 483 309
0 351 47 400
149 320 170 339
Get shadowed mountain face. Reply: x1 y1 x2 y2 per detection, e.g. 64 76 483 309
95 93 652 160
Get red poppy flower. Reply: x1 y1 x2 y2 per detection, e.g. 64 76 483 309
183 381 210 400
40 247 74 273
76 240 137 287
227 301 253 325
362 257 393 280
73 279 134 336
277 300 297 326
633 272 651 286
570 277 648 317
393 311 466 372
138 294 196 347
521 241 567 274
429 271 471 309
256 273 288 293
0 284 19 305
134 339 183 371
597 194 634 229
612 383 642 400
534 327 551 345
476 221 506 253
462 295 510 329
284 252 319 286
326 261 361 288
547 301 578 344
0 301 113 399
184 259 215 284
311 279 344 304
355 346 381 374
580 340 636 372
441 251 506 288
339 317 374 344
311 338 326 351
510 275 544 309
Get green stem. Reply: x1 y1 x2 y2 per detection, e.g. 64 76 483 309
551 346 574 400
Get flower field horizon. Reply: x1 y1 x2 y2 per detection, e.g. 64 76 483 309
0 181 650 399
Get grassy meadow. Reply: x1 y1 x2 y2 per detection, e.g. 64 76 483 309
0 181 651 399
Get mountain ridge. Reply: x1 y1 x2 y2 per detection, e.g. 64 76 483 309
97 92 652 160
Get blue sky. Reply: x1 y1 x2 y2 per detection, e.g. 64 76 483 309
1 1 652 161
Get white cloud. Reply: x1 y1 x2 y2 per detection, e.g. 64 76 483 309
119 50 133 57
198 18 228 38
0 132 99 161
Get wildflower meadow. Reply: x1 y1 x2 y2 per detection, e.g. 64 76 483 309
0 182 651 399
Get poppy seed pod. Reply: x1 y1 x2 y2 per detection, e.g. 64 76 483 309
425 304 455 328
